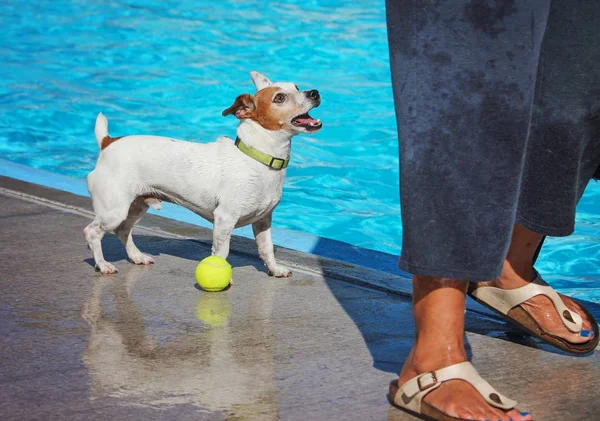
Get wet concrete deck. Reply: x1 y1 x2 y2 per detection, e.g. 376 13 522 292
0 176 599 421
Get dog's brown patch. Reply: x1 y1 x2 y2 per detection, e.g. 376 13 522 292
101 135 123 150
222 86 300 131
252 87 290 130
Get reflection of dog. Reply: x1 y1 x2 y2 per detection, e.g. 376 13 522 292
80 266 278 419
84 72 322 275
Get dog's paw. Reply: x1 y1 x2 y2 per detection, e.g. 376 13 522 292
96 261 119 274
268 265 292 278
129 253 155 265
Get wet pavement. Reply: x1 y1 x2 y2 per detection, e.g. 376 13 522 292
1 176 599 421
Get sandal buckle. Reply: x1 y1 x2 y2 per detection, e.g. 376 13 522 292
417 371 438 391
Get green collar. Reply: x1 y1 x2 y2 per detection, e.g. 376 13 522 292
235 137 290 170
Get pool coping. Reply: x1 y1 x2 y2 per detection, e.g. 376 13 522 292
3 160 597 317
0 158 407 276
0 168 415 299
0 171 543 320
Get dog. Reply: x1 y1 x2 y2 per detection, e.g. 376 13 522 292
84 71 322 276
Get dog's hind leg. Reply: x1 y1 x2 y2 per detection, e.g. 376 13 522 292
114 197 154 265
84 217 115 274
84 189 134 274
84 206 130 274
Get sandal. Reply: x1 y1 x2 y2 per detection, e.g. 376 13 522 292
468 272 599 354
388 361 518 420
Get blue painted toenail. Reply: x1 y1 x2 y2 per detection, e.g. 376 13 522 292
520 412 530 416
581 330 592 338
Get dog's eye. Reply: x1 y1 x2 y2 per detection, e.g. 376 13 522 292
294 84 299 91
273 93 286 103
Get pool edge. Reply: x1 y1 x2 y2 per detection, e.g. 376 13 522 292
3 161 598 320
0 158 407 277
0 167 417 299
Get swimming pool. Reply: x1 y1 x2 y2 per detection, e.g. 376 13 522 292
1 0 599 301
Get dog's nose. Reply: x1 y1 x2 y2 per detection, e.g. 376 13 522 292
307 90 320 101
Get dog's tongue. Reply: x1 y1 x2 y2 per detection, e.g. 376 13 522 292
295 116 321 127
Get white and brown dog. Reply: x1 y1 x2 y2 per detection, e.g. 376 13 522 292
84 71 322 276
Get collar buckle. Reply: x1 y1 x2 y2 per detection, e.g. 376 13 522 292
269 157 286 169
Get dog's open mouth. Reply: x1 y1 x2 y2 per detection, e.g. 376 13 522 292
291 113 322 131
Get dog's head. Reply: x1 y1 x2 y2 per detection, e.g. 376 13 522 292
222 72 322 134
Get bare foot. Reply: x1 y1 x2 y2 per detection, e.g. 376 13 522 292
478 263 594 345
396 348 532 421
395 275 533 421
477 223 595 345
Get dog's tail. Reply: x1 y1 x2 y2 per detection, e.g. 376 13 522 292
94 113 109 149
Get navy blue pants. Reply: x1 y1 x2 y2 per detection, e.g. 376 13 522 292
386 0 600 281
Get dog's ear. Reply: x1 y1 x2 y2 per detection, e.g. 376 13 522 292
250 71 272 91
222 94 256 119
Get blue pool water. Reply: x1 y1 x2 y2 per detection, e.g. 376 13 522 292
1 1 599 301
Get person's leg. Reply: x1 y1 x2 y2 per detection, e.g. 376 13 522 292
399 276 530 420
518 0 600 237
480 0 600 346
387 0 551 282
386 0 550 418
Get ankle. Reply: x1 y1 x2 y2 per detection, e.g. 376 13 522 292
501 223 542 283
399 342 467 382
412 338 466 370
494 261 536 288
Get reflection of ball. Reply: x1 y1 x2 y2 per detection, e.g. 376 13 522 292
195 293 231 327
195 256 232 292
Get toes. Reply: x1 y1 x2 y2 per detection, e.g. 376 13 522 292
559 296 594 340
99 266 118 274
455 408 477 420
481 407 510 421
519 411 533 421
456 410 474 421
507 409 533 421
139 255 154 265
268 266 292 278
130 254 155 265
562 294 592 329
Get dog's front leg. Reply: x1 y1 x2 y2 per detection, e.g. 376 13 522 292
211 210 237 259
252 214 292 278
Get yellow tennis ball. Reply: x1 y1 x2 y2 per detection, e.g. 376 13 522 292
195 256 232 292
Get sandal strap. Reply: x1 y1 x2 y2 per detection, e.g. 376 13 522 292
470 272 582 333
395 362 517 412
